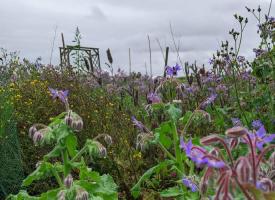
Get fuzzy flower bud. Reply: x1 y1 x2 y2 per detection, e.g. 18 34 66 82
104 134 113 145
65 111 84 132
76 189 89 200
65 114 73 127
64 174 73 188
33 131 43 144
28 126 37 138
98 145 107 158
57 191 66 200
235 156 253 183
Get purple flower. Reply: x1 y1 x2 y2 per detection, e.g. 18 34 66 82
253 48 267 57
49 88 69 104
252 119 263 130
166 64 182 76
231 118 242 127
208 58 214 65
216 84 228 93
200 93 217 109
131 116 145 131
248 126 275 151
237 56 245 63
147 92 161 104
180 137 225 168
182 177 198 192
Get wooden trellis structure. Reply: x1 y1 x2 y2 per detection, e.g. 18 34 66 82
59 34 101 72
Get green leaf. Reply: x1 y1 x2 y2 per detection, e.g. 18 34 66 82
6 190 38 200
179 111 192 125
65 134 78 157
154 122 173 148
131 160 174 199
160 186 183 197
22 162 53 187
166 104 182 122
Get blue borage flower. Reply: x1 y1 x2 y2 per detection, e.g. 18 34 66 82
252 119 263 130
231 117 242 127
131 116 145 131
49 88 69 104
245 126 275 151
166 63 182 76
182 177 198 192
200 93 217 110
147 92 161 104
180 137 225 168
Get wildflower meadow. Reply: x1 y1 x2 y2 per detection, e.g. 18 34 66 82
0 1 275 200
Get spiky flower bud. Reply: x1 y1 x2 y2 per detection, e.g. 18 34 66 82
76 189 89 200
33 131 43 144
57 190 66 200
225 126 248 138
64 174 73 188
104 134 113 145
235 156 253 183
29 126 37 138
65 114 73 127
32 127 51 144
65 111 84 132
98 145 107 158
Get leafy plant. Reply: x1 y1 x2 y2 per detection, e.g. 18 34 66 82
7 88 118 200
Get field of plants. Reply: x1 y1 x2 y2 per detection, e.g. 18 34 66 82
0 2 275 200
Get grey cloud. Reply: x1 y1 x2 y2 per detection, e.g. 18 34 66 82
0 0 274 75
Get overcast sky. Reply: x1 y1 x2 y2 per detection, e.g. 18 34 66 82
0 0 273 75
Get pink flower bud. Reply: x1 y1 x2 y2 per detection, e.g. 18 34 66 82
235 156 252 183
200 134 222 146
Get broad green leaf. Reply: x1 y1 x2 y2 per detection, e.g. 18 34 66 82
154 122 173 148
65 134 78 157
22 162 53 187
166 104 182 122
